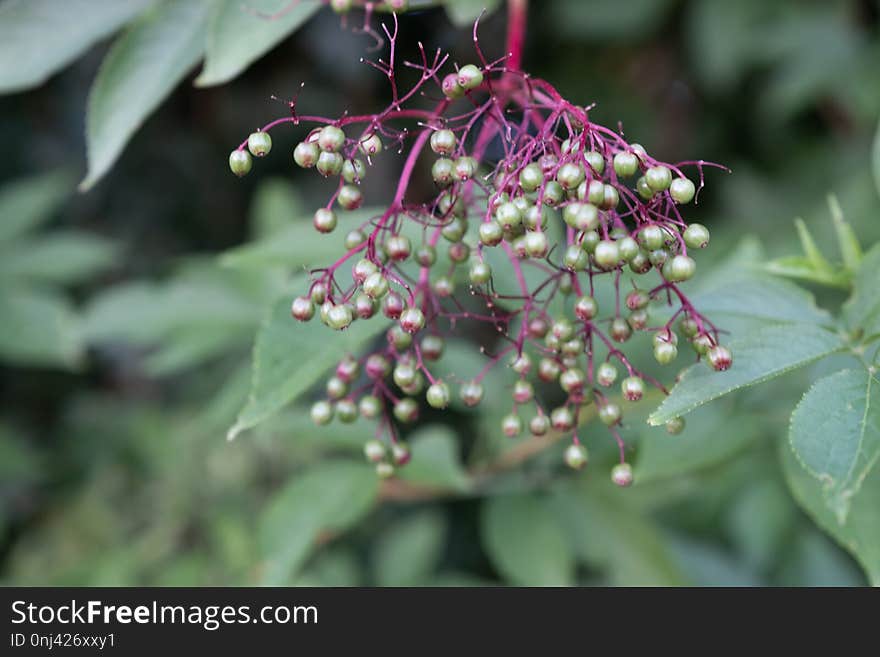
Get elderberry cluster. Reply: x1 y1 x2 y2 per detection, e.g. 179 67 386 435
229 19 731 484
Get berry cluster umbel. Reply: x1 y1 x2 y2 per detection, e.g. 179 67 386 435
230 14 731 484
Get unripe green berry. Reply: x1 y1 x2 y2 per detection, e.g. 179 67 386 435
399 306 426 334
563 244 589 271
336 398 358 423
479 220 504 246
359 395 382 419
364 439 386 463
628 309 649 330
613 151 639 178
426 381 451 409
679 316 700 338
565 443 588 470
375 462 395 479
646 165 672 192
512 379 534 404
557 162 585 190
525 231 549 258
665 416 686 435
326 376 348 400
519 164 543 193
432 158 455 186
636 176 654 200
611 463 634 487
393 398 419 423
501 413 522 437
551 318 575 341
585 151 605 174
391 442 411 466
626 289 650 310
318 125 346 152
294 141 319 168
610 317 632 342
393 362 417 388
629 250 652 274
469 261 492 285
538 357 561 382
311 400 334 425
683 223 710 249
229 149 253 177
621 376 645 402
638 225 665 250
441 73 465 99
663 255 696 282
359 133 382 156
510 352 532 375
316 151 344 176
580 230 600 253
574 295 598 321
707 345 733 371
602 184 620 209
559 367 585 394
344 229 366 250
653 341 678 364
562 202 599 232
670 177 696 204
599 402 622 426
337 184 363 211
441 216 467 242
430 129 457 155
460 380 484 407
542 181 564 206
586 180 605 205
415 244 437 267
363 271 389 299
341 158 366 183
387 324 411 350
291 296 315 321
313 208 338 233
420 334 444 360
454 156 477 181
247 131 272 157
457 64 484 90
327 304 353 330
385 234 412 261
550 406 575 431
448 241 469 263
529 414 550 436
596 361 618 387
594 240 620 269
433 276 454 297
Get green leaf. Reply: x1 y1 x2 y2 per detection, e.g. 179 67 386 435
793 217 832 273
259 461 378 585
249 178 303 239
873 118 880 199
443 0 501 27
827 194 862 272
372 511 447 586
763 255 849 289
195 0 320 87
0 171 73 243
844 242 880 339
481 493 575 586
221 207 378 270
686 275 833 327
550 479 687 585
0 232 117 284
0 0 152 93
789 368 880 523
0 286 82 368
648 323 846 425
396 426 471 492
781 441 880 585
636 402 762 483
227 295 386 440
81 0 209 190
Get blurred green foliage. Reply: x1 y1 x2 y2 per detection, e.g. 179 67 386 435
1 0 879 586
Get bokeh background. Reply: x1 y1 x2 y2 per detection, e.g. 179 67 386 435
1 0 878 586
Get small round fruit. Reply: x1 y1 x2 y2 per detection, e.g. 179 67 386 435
610 318 632 342
359 395 382 419
670 177 696 204
479 220 504 246
626 289 650 311
599 402 622 426
621 376 645 402
316 151 343 176
611 463 634 487
313 208 338 233
683 223 710 249
551 406 575 431
363 272 390 299
501 413 522 437
391 442 411 466
291 296 315 321
399 307 426 334
344 229 366 249
525 231 549 258
337 184 363 210
645 165 672 192
512 379 534 403
556 162 585 190
420 334 445 361
564 443 588 470
229 149 252 176
594 240 620 269
653 341 678 365
441 73 465 99
519 163 543 193
393 398 419 423
664 255 696 282
311 400 334 425
529 415 550 436
365 354 390 379
375 462 395 479
457 64 484 90
430 129 456 155
460 380 484 407
431 158 455 186
707 345 733 371
336 399 358 423
341 158 366 183
247 131 272 157
469 261 492 285
613 151 639 178
638 225 665 250
359 133 382 156
364 439 386 463
294 142 319 168
596 362 618 387
327 304 353 330
665 417 686 435
559 368 585 394
426 381 451 409
318 125 346 152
